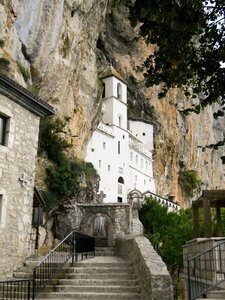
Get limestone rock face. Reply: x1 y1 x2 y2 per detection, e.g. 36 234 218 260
1 1 224 206
0 0 107 157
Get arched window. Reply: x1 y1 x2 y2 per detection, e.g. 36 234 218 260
117 83 122 99
118 141 120 154
141 158 143 168
118 177 124 184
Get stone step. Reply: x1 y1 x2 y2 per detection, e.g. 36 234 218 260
51 284 140 293
67 272 136 280
206 290 225 298
74 261 132 268
36 291 141 299
95 247 116 256
72 266 134 274
56 278 138 286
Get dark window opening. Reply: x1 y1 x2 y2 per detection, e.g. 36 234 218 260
118 177 124 184
102 82 105 98
0 115 7 146
117 197 122 203
118 141 120 154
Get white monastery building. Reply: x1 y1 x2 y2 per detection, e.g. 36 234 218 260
86 66 156 203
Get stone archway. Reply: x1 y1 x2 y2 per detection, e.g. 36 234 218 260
80 212 114 247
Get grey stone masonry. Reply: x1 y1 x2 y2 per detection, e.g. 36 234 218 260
116 235 173 300
77 203 131 246
0 76 54 279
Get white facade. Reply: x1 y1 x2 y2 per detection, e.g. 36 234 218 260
86 66 155 203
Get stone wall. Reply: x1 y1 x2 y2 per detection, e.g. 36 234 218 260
0 93 40 278
77 203 131 246
183 237 225 298
116 235 173 300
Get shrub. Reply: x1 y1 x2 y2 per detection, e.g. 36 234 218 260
179 169 201 197
17 61 30 82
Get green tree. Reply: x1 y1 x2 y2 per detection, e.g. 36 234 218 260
112 0 225 161
139 197 194 299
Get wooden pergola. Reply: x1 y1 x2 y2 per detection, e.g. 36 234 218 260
192 190 225 238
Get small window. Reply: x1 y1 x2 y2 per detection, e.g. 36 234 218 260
103 142 106 149
0 193 6 229
135 155 138 165
130 152 133 161
102 82 106 98
108 165 111 171
118 115 122 127
0 115 7 146
117 83 122 99
91 148 95 152
141 158 143 168
117 197 122 203
0 195 3 223
145 161 148 170
123 135 125 139
118 177 124 184
143 132 146 136
99 160 101 168
144 179 146 185
118 141 120 154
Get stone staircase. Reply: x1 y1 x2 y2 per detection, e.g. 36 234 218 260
12 247 142 299
196 289 225 299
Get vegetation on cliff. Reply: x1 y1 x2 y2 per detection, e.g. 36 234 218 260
38 116 97 209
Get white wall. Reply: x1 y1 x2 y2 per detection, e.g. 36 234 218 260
129 120 154 151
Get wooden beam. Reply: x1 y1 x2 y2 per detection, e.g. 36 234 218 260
203 198 212 238
193 205 200 238
216 206 222 237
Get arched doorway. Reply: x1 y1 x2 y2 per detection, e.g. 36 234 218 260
82 213 114 247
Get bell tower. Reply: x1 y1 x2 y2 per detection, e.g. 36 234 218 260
100 66 127 130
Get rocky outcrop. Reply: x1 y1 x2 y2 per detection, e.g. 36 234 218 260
0 1 224 207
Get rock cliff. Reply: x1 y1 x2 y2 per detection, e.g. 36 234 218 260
0 0 224 207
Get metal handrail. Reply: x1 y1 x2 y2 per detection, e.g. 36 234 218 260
0 230 95 300
187 241 225 300
0 279 31 299
33 230 95 298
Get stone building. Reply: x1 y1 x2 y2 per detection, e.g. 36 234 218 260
0 75 54 278
86 66 156 203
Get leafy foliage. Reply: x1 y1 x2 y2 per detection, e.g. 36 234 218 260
38 117 97 209
179 169 201 197
139 197 194 298
127 0 225 110
114 0 225 158
38 116 72 163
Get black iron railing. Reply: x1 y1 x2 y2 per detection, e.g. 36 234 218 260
0 279 31 299
187 241 225 300
0 231 95 300
33 230 95 297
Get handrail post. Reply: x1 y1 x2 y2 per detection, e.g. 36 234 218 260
28 280 31 300
187 259 192 300
32 269 36 300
